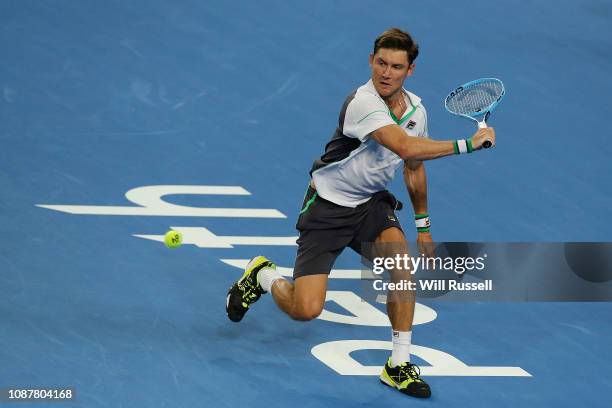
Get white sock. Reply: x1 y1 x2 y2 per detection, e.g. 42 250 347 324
391 330 412 366
257 266 283 292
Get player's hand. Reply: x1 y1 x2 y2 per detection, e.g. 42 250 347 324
471 127 496 150
417 231 435 259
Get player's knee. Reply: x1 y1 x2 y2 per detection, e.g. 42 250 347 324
292 310 321 322
291 302 323 321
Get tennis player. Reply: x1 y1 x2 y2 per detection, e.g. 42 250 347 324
226 28 495 398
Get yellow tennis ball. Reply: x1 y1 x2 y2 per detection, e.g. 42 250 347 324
164 230 182 248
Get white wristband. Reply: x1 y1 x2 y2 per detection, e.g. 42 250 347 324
457 139 468 154
415 217 430 229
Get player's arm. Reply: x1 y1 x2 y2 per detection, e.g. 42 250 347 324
371 124 495 161
404 159 434 255
404 159 427 215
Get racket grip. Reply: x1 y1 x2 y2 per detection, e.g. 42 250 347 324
478 120 492 148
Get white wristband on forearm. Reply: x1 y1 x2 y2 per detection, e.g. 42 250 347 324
453 138 474 154
415 214 430 233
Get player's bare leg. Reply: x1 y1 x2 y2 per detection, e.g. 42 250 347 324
375 226 431 398
226 256 327 322
375 227 415 331
269 274 327 321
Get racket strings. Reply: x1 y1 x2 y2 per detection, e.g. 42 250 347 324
446 81 503 116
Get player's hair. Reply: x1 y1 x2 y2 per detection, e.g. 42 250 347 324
373 28 419 64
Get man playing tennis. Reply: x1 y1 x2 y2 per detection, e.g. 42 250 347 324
226 28 495 398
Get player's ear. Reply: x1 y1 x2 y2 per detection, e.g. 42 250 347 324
407 62 416 76
369 53 374 67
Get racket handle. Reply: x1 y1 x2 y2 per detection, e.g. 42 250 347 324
478 120 492 148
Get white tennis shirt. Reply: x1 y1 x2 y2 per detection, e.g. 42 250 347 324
311 79 429 207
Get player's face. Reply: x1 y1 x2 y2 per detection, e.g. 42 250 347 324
369 48 415 99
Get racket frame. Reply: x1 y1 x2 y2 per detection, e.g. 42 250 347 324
444 77 505 130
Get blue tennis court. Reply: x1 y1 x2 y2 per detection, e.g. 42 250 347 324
1 1 611 406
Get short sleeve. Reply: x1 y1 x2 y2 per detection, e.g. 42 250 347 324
343 94 395 142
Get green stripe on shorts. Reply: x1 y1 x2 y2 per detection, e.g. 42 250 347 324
299 192 318 214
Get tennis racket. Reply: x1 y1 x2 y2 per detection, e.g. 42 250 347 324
444 78 505 149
